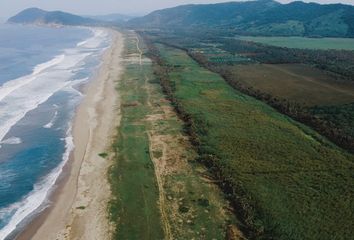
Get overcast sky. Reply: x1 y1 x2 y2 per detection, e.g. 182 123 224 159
0 0 353 19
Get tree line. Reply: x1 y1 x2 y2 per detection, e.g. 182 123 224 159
143 30 354 152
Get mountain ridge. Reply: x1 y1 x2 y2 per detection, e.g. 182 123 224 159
7 8 100 26
127 0 354 37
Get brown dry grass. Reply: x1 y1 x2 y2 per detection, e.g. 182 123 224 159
230 63 354 106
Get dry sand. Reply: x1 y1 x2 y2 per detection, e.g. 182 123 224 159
17 29 123 240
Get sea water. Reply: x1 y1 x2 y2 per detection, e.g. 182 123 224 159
0 24 111 239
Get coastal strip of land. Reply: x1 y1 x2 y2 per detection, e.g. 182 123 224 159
17 29 123 240
108 31 242 239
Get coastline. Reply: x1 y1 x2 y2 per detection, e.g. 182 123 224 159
15 29 123 240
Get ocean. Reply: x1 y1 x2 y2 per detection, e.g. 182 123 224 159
0 24 111 239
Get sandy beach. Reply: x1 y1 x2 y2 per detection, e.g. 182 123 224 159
17 29 123 240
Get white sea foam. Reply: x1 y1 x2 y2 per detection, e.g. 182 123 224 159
0 55 65 103
0 137 22 145
42 76 88 130
0 69 72 143
63 77 89 96
43 111 58 129
32 55 66 75
0 27 111 240
76 39 89 47
77 28 109 49
0 126 74 240
0 29 109 144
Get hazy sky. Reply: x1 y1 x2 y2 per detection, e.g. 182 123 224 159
0 0 353 19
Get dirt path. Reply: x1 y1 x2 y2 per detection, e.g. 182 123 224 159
135 33 245 239
147 132 173 239
134 35 172 239
135 36 143 66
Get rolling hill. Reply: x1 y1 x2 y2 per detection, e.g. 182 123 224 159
7 8 99 26
128 0 354 37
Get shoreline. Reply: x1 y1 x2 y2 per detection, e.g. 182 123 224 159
15 28 123 240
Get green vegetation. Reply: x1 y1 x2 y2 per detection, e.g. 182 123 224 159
142 37 243 238
125 1 354 238
217 38 354 82
128 0 354 38
310 103 354 144
202 39 354 151
154 31 354 151
109 33 242 239
237 36 354 50
227 63 354 106
150 42 354 239
246 20 305 36
108 34 164 239
98 152 108 158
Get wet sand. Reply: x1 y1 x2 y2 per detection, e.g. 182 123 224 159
16 29 123 240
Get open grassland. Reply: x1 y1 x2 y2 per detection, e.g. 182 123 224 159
179 36 354 151
211 58 354 150
108 33 164 239
237 36 354 50
109 32 244 239
228 63 354 106
154 43 354 240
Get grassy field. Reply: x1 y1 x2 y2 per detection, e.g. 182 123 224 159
145 73 243 239
108 33 165 239
182 37 354 150
237 36 354 50
155 43 354 240
109 32 244 239
228 63 354 106
187 40 354 107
